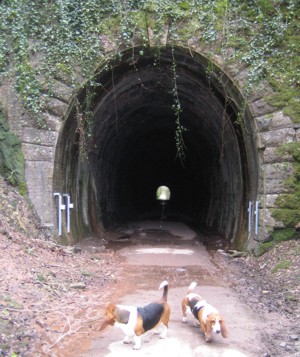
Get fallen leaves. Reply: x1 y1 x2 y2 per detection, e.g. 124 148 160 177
0 177 122 356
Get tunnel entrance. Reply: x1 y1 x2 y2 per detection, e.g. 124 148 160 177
54 46 259 249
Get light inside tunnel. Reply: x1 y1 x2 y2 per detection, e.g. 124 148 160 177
156 186 171 202
54 46 258 248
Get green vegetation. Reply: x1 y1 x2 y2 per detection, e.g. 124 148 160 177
0 0 298 126
272 259 292 273
0 0 299 238
259 228 298 255
269 144 300 237
0 106 26 193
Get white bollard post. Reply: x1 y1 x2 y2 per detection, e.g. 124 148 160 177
63 194 74 233
53 193 65 236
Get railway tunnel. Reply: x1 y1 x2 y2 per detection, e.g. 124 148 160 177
54 46 259 249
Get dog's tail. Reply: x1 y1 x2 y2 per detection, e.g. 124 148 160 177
187 281 197 293
159 280 169 302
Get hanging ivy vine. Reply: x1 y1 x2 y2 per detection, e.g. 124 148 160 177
0 0 299 155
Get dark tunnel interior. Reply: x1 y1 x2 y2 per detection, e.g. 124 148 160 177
56 46 259 248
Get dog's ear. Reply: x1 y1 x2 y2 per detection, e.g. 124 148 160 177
220 319 229 338
99 316 115 330
181 297 189 322
205 318 213 342
99 303 116 331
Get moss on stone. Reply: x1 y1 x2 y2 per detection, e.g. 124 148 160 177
271 208 300 227
272 148 300 232
259 228 298 255
0 107 26 194
267 87 300 123
277 142 300 162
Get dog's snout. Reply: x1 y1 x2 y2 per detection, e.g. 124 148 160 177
216 329 221 334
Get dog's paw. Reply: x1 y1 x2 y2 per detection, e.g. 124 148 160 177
133 344 141 350
182 317 188 323
123 336 132 344
205 335 212 343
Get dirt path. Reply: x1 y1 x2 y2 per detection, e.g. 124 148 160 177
80 220 282 357
1 178 299 356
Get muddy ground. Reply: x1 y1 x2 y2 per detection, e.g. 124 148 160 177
0 177 299 356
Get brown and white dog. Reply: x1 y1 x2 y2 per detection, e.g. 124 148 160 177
181 282 229 342
99 280 170 350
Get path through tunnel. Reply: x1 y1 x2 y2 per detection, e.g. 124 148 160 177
54 46 259 249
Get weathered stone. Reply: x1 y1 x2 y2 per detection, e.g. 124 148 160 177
264 178 292 194
22 143 54 161
25 160 54 226
187 36 200 50
254 226 272 243
0 43 297 252
258 128 295 149
255 115 272 132
263 162 293 179
264 194 279 208
233 67 248 88
42 113 62 131
248 86 273 102
22 128 57 146
268 111 293 130
295 128 300 142
262 147 294 164
255 110 294 133
44 97 68 117
100 35 117 53
250 98 276 117
260 208 284 228
261 162 294 194
50 80 73 103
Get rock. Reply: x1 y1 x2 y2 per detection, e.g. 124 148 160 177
69 282 86 289
228 249 247 257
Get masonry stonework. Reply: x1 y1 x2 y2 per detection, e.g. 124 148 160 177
0 45 297 249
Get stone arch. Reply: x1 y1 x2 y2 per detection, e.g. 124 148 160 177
54 45 259 250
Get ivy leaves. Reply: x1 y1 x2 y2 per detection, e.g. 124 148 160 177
0 0 298 129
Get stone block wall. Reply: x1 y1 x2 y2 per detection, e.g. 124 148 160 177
0 48 298 247
0 81 72 229
254 109 297 240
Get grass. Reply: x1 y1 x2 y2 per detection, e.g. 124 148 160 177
272 259 292 273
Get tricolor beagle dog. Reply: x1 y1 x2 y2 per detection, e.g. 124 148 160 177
181 282 229 342
99 280 170 350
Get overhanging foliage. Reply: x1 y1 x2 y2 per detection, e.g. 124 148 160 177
0 0 298 127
